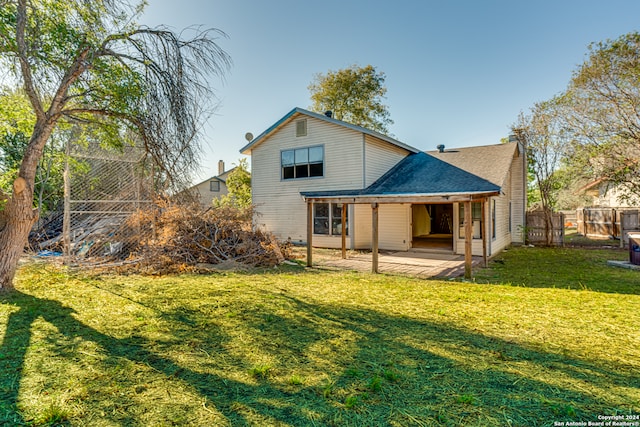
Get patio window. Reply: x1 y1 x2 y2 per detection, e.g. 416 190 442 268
314 203 348 236
282 146 323 180
459 202 482 239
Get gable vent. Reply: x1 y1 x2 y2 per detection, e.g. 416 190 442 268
296 119 307 137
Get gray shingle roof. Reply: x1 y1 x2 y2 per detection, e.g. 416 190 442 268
428 142 519 188
302 151 501 200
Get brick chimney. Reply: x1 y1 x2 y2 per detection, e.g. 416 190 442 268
218 160 225 176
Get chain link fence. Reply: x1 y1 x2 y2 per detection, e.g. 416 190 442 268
30 142 288 272
62 142 153 266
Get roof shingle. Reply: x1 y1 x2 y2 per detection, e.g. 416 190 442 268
302 151 501 200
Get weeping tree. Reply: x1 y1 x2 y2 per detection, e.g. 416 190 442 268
0 0 230 290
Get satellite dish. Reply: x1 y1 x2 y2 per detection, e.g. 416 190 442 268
245 132 254 142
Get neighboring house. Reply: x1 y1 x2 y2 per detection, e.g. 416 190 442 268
578 178 638 208
186 160 234 207
240 107 527 258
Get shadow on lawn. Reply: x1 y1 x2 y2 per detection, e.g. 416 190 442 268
0 287 638 426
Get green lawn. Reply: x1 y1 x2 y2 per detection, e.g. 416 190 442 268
0 247 638 426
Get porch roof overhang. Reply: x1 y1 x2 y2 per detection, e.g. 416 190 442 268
301 190 500 204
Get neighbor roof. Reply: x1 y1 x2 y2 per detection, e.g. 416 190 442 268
240 107 420 155
302 151 501 202
189 167 236 189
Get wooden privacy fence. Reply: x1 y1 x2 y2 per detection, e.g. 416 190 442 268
576 208 639 245
559 210 577 228
526 211 565 246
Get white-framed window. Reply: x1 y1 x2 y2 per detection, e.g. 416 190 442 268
313 203 348 236
281 145 324 180
209 180 220 192
459 202 482 239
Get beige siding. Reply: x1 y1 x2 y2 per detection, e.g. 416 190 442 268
453 202 487 256
354 204 372 249
352 203 410 250
592 184 637 207
489 193 512 255
251 116 364 242
364 136 409 186
454 197 517 257
484 165 513 255
191 180 228 207
379 204 411 250
453 148 527 256
492 196 511 254
510 147 526 243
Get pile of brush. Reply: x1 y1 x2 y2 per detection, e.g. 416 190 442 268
116 200 288 274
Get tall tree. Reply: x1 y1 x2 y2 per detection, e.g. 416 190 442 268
0 0 230 290
513 99 568 245
213 158 251 209
563 32 640 205
308 64 393 134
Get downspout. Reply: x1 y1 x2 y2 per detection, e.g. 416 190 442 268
357 133 366 251
521 141 527 241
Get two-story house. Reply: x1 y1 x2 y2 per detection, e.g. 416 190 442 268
241 107 526 260
185 160 235 208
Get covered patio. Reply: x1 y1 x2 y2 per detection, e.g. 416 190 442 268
302 152 501 279
308 248 483 279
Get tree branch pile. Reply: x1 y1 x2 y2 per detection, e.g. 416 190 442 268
113 200 289 274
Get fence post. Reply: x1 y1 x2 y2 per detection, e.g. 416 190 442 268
620 211 625 248
63 141 71 263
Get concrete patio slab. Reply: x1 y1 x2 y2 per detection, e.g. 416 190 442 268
309 249 481 279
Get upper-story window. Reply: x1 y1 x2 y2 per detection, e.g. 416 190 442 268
281 146 324 180
209 180 220 192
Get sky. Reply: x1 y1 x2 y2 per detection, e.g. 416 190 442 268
140 0 640 183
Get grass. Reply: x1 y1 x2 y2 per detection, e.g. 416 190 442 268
0 246 638 426
564 228 623 248
474 244 637 294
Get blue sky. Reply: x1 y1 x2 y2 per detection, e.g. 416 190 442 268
140 0 640 182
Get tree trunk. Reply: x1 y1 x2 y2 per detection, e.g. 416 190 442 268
0 179 38 290
0 121 55 291
543 207 554 246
